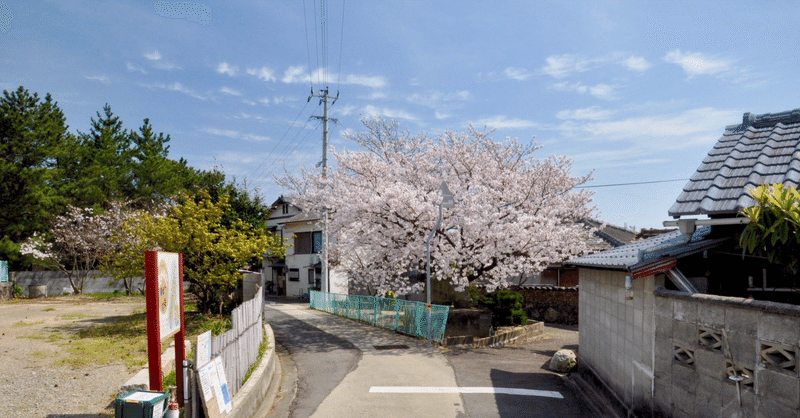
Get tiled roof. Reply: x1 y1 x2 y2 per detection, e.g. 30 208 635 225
669 109 800 217
565 226 722 270
281 211 321 224
581 219 636 254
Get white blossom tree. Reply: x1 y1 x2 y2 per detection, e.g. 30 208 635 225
21 201 141 294
281 118 597 295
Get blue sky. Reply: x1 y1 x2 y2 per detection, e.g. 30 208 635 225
2 1 799 230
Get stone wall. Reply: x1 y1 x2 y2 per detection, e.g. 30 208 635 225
653 288 800 417
578 268 658 415
514 285 579 325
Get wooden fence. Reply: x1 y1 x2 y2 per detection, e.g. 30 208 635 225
209 285 264 397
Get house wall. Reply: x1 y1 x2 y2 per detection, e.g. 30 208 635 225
578 268 659 415
652 288 800 418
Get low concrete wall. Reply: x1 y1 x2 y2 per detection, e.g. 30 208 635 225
230 324 279 418
653 288 800 418
445 308 491 338
12 270 144 296
445 322 544 348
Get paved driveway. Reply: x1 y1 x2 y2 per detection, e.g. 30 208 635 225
264 300 594 418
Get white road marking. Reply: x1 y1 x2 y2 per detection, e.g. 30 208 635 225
369 386 564 399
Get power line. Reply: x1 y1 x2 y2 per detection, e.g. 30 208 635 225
248 101 312 180
575 178 689 189
337 0 345 90
302 0 313 90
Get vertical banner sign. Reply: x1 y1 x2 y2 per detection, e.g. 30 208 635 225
145 251 186 405
0 260 8 282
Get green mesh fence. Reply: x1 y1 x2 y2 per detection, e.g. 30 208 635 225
309 290 450 343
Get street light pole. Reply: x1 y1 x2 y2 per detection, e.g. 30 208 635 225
426 181 455 342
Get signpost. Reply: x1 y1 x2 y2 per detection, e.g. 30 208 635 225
145 251 186 406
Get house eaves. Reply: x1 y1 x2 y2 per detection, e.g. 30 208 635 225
565 226 725 273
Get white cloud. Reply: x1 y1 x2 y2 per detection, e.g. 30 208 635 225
367 91 388 100
556 106 615 121
409 78 420 86
272 96 286 105
219 86 242 96
201 127 239 138
282 66 310 84
407 90 469 108
552 81 617 100
247 66 277 82
362 105 418 121
562 108 739 143
588 84 616 100
343 74 387 88
541 54 593 78
144 50 161 61
663 50 733 77
201 127 271 142
126 63 147 74
336 105 356 116
622 56 650 71
504 67 534 81
258 97 270 105
435 111 450 120
473 115 538 130
141 82 206 100
279 65 386 88
217 62 238 76
143 50 180 70
242 99 256 106
84 75 109 84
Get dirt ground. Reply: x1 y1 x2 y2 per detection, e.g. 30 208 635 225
0 297 145 418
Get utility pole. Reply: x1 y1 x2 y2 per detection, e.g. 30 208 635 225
309 87 338 293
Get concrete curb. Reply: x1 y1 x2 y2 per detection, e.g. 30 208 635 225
444 321 544 348
229 323 278 418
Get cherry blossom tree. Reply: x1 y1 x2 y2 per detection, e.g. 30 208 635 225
281 118 597 296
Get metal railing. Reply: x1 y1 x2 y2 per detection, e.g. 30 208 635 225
310 290 450 343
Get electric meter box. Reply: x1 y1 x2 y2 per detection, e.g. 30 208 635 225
115 390 169 418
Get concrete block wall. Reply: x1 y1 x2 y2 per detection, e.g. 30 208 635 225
578 268 658 414
653 288 800 418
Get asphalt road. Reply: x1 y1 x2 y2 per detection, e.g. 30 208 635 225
444 325 598 418
264 300 596 418
262 301 361 418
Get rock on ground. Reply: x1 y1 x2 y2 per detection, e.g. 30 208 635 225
549 348 577 372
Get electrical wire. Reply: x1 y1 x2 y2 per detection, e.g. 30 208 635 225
302 0 313 91
337 0 346 91
250 105 321 185
574 178 689 189
248 101 313 180
260 119 323 198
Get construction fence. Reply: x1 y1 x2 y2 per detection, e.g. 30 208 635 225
309 290 450 343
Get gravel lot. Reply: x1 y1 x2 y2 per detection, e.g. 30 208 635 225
0 297 145 418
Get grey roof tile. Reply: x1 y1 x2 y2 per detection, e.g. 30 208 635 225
669 109 800 217
566 226 715 269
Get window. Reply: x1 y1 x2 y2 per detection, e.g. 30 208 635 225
308 268 315 285
288 268 299 282
294 231 323 254
282 204 289 214
313 231 323 253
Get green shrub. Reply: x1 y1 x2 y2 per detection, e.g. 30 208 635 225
13 285 22 298
479 289 528 327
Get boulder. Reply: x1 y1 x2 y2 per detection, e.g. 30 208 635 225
549 349 577 373
543 307 559 323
